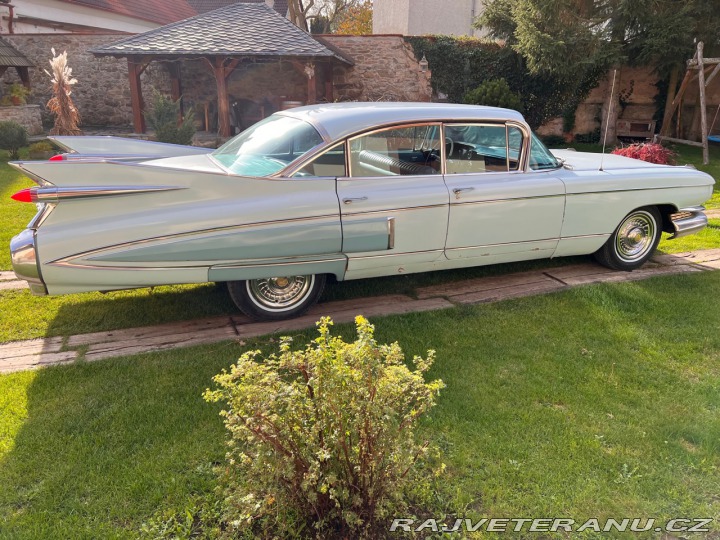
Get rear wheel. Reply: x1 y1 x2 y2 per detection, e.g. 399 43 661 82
593 207 661 271
227 274 326 321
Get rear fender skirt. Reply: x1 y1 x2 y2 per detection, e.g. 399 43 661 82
209 256 347 282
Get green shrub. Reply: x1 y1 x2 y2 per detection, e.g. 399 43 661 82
574 129 601 144
463 78 523 113
0 121 28 159
204 316 444 539
145 92 195 145
540 134 567 147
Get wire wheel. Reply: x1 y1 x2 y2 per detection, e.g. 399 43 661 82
613 211 657 263
227 274 326 321
246 275 315 312
594 207 661 271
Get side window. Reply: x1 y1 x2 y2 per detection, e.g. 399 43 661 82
529 134 561 170
293 143 346 177
349 124 441 177
445 124 524 173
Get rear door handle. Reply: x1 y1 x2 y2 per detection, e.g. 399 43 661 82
343 196 368 205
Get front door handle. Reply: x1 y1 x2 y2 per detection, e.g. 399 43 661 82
343 196 368 205
452 187 474 199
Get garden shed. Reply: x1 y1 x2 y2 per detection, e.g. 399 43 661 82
89 2 352 137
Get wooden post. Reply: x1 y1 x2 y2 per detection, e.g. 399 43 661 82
323 62 334 103
16 67 30 89
661 69 693 137
208 57 240 137
127 57 148 134
306 62 316 105
166 62 183 118
697 42 710 165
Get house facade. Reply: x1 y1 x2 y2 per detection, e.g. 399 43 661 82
373 0 485 37
1 0 196 34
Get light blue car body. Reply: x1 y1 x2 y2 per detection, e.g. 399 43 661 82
9 102 715 297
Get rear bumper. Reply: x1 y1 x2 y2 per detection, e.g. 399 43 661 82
10 228 47 295
669 206 708 239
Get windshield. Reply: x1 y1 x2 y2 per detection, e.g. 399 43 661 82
529 133 562 170
211 115 324 176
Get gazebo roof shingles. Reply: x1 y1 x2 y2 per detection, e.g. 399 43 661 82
0 37 34 68
89 2 351 63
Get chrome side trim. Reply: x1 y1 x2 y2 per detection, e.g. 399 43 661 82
566 186 700 197
28 203 55 229
212 257 346 270
34 185 186 203
10 229 47 295
450 193 564 206
49 213 339 265
347 249 444 260
341 203 447 217
387 217 395 249
669 206 707 239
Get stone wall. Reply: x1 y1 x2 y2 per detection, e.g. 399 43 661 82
0 104 43 135
0 33 432 132
1 33 171 128
322 35 432 102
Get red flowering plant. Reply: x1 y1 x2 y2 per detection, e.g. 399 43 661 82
611 143 676 165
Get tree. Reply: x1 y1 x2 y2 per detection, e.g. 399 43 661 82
289 0 372 34
334 0 372 35
476 0 720 141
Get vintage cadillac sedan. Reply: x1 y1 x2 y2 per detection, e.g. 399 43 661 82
9 103 715 320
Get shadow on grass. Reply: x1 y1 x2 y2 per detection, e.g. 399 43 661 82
4 255 590 343
0 341 247 539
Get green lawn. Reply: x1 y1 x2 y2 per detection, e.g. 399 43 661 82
2 271 720 538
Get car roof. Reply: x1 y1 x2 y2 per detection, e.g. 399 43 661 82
278 102 527 142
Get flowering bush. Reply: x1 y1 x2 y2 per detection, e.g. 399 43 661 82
611 143 676 165
204 316 444 539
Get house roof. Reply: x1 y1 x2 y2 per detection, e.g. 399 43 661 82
188 0 288 17
90 2 352 63
59 0 197 27
0 37 34 68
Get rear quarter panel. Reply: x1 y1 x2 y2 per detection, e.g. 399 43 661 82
28 160 341 293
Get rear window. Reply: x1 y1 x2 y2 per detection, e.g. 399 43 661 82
212 115 324 176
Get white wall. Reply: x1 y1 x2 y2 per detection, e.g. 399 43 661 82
2 0 161 34
373 0 485 37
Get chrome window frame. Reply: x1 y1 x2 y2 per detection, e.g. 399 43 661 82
345 121 444 178
442 121 530 176
289 141 348 179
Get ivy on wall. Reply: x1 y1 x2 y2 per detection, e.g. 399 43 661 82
404 36 602 130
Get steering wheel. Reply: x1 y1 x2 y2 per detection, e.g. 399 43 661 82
445 136 454 158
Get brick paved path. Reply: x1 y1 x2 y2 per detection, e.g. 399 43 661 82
2 249 719 374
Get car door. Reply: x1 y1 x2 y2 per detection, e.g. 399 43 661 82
442 122 566 263
335 123 450 280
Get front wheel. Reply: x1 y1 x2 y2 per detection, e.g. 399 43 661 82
227 274 326 321
593 207 661 271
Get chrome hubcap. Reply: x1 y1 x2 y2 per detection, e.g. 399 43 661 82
246 275 314 312
615 213 656 261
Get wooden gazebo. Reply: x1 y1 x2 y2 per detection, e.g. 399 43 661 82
0 36 34 89
90 3 352 137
